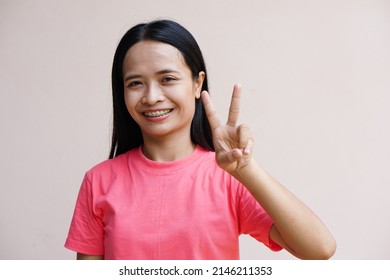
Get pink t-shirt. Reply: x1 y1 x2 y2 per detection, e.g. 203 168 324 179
65 146 282 259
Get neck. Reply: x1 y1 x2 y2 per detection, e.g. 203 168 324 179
142 134 196 162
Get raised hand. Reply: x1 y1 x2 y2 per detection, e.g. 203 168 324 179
201 84 337 260
201 84 254 174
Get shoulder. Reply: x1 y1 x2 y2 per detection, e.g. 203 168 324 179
189 147 220 172
78 148 139 195
193 147 243 189
85 148 137 179
194 146 219 164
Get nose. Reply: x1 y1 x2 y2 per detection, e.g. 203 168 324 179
142 83 164 105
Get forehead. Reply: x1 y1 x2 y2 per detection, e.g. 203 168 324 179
123 40 188 73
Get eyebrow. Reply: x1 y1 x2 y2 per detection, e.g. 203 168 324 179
124 69 181 81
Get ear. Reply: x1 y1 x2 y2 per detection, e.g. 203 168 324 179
194 71 206 99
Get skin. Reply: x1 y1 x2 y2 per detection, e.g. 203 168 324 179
77 41 336 260
77 253 103 260
201 85 336 259
123 41 205 162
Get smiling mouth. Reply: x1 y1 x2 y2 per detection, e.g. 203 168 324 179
143 109 173 118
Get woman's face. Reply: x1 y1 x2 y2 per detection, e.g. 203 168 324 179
123 40 204 142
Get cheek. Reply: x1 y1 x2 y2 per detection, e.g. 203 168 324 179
183 97 197 119
185 88 198 111
124 94 139 116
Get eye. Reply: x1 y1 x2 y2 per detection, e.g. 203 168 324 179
127 80 143 88
162 76 176 83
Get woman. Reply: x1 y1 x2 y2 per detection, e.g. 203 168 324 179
65 19 336 260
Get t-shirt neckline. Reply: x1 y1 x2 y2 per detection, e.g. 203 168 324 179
133 145 207 174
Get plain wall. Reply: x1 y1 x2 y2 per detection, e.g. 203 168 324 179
1 0 389 259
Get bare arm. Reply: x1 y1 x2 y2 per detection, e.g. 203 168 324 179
201 84 336 260
232 159 336 259
77 253 104 260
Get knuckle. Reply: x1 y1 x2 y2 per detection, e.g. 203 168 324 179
238 123 250 132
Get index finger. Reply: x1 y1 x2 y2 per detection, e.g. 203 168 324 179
201 90 221 131
227 84 242 126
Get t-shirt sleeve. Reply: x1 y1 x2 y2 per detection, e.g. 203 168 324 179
236 182 283 252
64 172 105 256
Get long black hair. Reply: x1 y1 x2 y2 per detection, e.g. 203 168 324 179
109 19 214 158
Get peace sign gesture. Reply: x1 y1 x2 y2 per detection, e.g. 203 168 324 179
202 85 337 260
201 84 254 174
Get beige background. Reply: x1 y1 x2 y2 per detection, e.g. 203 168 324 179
1 0 389 259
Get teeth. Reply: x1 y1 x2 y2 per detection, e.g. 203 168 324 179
143 109 172 118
